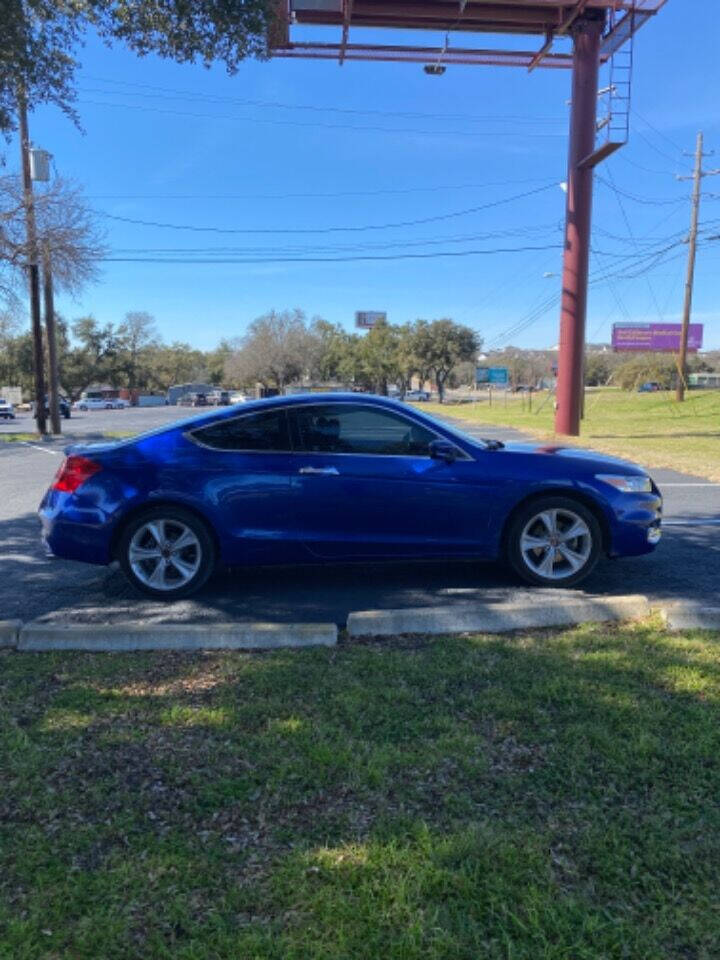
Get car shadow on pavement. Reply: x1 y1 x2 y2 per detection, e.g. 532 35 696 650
1 512 718 628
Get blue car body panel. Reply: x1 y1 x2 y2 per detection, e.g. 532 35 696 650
39 393 662 570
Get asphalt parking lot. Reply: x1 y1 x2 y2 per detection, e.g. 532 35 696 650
0 403 196 437
1 407 718 627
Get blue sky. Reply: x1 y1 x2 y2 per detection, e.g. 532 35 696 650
13 0 720 350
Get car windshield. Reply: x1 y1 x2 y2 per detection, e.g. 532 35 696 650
412 408 491 450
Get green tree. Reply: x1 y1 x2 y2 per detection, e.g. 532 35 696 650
394 322 421 397
62 315 119 395
116 311 158 390
205 339 234 387
413 319 480 402
1 1 275 137
584 352 613 387
356 319 401 395
308 319 354 384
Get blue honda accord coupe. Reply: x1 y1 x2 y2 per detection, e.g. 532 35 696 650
39 393 662 599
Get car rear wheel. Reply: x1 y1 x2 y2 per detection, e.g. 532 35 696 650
118 507 216 599
507 496 602 588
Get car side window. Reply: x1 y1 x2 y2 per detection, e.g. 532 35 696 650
190 409 291 452
291 404 437 457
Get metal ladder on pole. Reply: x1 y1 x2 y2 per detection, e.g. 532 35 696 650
596 3 634 150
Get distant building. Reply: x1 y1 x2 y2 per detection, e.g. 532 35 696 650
166 382 215 405
688 372 720 389
82 382 119 399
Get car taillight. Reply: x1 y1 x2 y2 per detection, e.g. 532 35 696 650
51 455 102 493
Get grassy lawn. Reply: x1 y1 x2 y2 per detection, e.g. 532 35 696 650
2 621 720 959
0 430 136 444
0 433 41 444
423 389 720 480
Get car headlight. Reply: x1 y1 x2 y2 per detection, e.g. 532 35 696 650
596 474 652 493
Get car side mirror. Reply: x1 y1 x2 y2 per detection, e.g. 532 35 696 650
429 439 460 463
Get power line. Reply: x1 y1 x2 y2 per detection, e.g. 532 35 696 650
602 167 672 322
595 176 686 206
633 127 682 166
631 109 686 155
614 152 676 177
94 182 560 236
78 97 567 140
83 76 567 126
102 243 564 265
87 176 558 202
107 221 563 257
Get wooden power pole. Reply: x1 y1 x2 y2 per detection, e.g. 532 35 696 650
676 132 719 401
42 244 62 435
18 93 47 434
676 132 703 402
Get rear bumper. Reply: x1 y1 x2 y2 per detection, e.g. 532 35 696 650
39 490 113 566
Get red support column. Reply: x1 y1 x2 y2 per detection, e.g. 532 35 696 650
554 16 603 437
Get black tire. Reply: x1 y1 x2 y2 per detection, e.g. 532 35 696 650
117 505 216 600
506 495 602 588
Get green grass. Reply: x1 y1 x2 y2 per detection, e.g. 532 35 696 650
0 430 135 443
3 621 720 958
423 388 720 480
0 433 40 443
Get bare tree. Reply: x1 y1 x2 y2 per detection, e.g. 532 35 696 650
0 174 105 429
0 174 105 296
225 310 316 392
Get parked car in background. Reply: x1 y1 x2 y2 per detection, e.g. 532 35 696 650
209 390 231 406
404 389 431 402
637 382 661 393
179 392 209 407
229 392 248 404
75 397 112 411
34 396 71 419
39 393 662 600
0 397 15 419
106 398 128 409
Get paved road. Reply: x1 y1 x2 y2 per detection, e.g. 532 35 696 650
0 404 203 437
1 409 718 627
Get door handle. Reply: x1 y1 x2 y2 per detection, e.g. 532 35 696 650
298 466 339 476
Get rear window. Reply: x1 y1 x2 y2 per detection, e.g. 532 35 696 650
190 409 291 452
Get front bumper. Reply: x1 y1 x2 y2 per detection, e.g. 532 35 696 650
606 486 662 557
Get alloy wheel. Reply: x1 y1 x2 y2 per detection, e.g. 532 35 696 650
128 518 202 591
519 507 592 581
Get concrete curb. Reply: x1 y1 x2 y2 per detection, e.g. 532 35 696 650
17 621 338 652
0 620 22 648
661 603 720 632
347 594 651 638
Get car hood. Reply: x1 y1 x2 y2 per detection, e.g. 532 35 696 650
498 441 646 475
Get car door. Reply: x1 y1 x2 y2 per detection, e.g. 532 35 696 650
185 407 304 565
288 401 495 560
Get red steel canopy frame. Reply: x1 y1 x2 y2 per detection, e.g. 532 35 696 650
269 1 666 436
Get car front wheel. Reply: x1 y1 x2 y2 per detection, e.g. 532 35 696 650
118 507 216 599
507 496 602 587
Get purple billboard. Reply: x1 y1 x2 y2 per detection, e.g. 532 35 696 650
611 322 704 353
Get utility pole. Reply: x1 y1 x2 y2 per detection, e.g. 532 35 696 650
18 92 47 434
676 132 718 401
42 243 61 435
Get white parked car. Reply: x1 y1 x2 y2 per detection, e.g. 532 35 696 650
0 397 15 419
229 392 248 404
75 397 113 411
404 389 431 402
106 398 128 409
